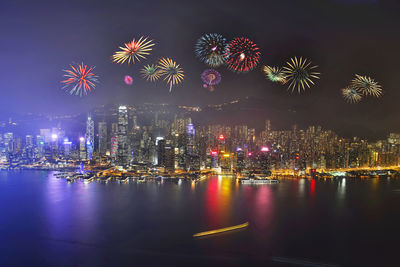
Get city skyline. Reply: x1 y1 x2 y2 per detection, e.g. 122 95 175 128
2 103 399 173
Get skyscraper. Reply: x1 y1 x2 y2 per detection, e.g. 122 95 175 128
187 123 195 155
63 138 72 158
4 133 14 153
85 114 94 160
164 142 175 172
236 148 245 172
79 137 86 160
25 135 33 147
111 136 118 160
36 135 45 158
117 106 129 166
98 122 107 156
157 138 166 166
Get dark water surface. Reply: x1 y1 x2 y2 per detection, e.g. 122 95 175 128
1 171 400 266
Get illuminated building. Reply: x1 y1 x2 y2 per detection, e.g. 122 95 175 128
85 114 94 160
111 136 118 160
36 135 45 158
25 135 33 147
4 133 14 153
210 150 218 169
217 134 226 153
63 138 72 158
187 123 195 155
236 148 245 172
257 146 271 173
220 153 232 171
79 137 86 160
98 121 107 156
39 129 51 143
0 146 7 163
157 138 166 166
164 142 175 172
117 106 129 167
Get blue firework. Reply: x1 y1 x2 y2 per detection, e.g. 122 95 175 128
195 33 227 67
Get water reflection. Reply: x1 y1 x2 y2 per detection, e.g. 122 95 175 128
298 179 306 197
337 178 346 200
252 185 273 231
205 176 232 228
310 179 316 197
3 171 400 266
45 173 98 242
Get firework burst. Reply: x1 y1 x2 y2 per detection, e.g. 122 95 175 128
61 63 98 97
201 69 221 90
282 57 320 93
112 36 155 65
124 75 133 85
195 33 227 67
140 64 161 82
262 65 286 84
342 86 362 103
350 74 383 97
224 37 261 73
157 58 184 92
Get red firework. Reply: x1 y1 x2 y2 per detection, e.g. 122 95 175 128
224 37 261 73
61 63 98 97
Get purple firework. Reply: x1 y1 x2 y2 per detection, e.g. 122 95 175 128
201 69 221 87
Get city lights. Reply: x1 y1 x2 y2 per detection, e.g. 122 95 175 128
0 103 398 178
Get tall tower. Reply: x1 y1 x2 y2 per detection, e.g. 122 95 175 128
79 137 86 160
187 123 195 155
98 122 107 156
85 114 94 160
117 106 128 167
157 138 166 166
164 141 175 172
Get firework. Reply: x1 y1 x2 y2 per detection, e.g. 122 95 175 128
224 37 261 73
282 57 320 93
157 57 184 92
61 63 98 97
342 86 362 103
262 65 286 84
124 75 133 85
140 64 161 82
195 33 227 67
201 69 221 90
112 36 154 65
350 74 383 97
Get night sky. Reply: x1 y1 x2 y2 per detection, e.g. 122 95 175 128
1 0 399 139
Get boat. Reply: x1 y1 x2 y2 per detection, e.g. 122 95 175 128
240 177 279 184
137 177 146 183
83 177 94 184
193 222 249 237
